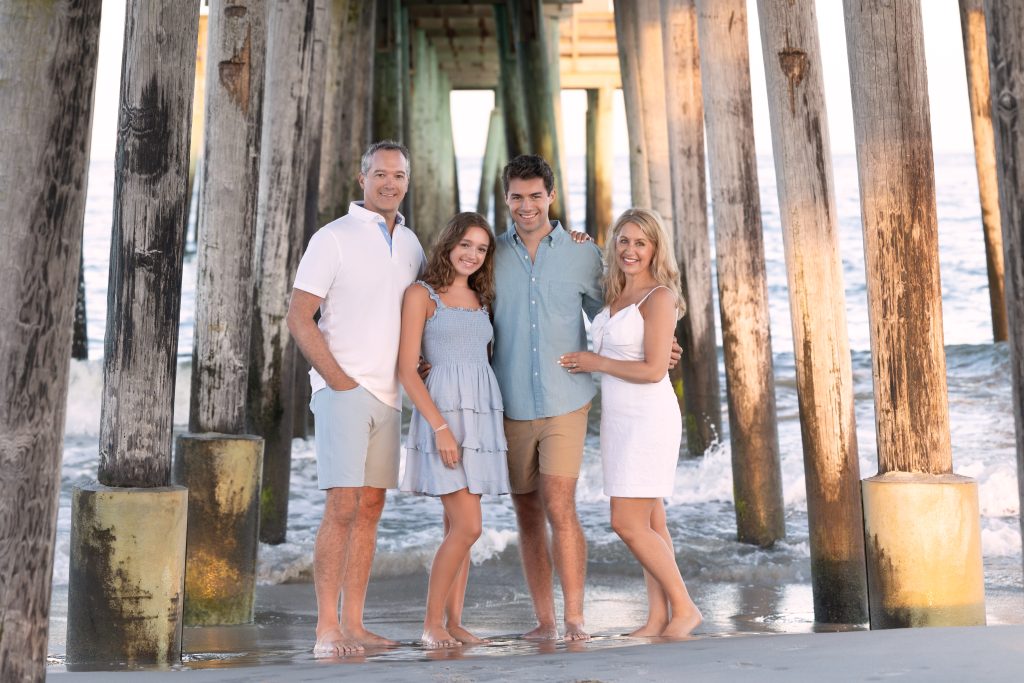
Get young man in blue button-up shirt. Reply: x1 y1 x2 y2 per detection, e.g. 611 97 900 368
491 155 604 641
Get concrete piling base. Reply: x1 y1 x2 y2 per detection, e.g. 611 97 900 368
66 483 188 665
862 472 986 629
173 433 264 626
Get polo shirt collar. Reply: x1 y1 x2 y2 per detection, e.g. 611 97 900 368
348 201 405 229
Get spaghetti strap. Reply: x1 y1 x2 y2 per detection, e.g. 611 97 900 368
638 285 667 307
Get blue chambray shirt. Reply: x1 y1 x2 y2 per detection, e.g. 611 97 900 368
492 221 605 420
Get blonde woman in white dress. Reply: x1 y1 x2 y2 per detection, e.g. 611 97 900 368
559 208 702 639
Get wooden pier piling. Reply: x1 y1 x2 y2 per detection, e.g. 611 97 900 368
67 0 201 665
844 0 985 628
756 0 867 623
695 0 784 547
660 0 721 456
0 2 102 676
495 3 531 162
614 0 673 225
585 87 613 241
251 0 325 546
191 0 267 435
318 0 377 227
960 0 1008 343
984 0 1024 579
73 249 89 360
479 106 507 221
373 0 404 143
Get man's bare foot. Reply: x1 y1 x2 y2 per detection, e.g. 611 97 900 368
563 621 590 642
523 623 559 641
628 621 667 637
313 627 364 657
421 625 461 649
343 626 398 647
660 608 702 639
447 624 489 644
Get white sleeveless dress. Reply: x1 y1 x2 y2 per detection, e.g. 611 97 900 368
591 287 682 498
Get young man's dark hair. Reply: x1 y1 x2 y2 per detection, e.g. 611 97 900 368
502 154 555 195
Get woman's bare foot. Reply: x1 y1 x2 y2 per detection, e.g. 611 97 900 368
628 620 667 637
422 625 461 649
523 623 559 640
660 608 702 640
563 621 590 642
447 624 489 644
313 627 364 657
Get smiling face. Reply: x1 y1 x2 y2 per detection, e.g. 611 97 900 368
505 177 555 237
359 149 409 219
614 221 656 276
449 225 491 278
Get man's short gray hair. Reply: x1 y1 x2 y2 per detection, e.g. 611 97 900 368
361 140 411 176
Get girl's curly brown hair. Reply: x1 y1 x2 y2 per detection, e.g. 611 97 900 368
422 212 497 308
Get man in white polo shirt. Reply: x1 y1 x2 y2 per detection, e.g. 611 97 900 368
287 141 424 656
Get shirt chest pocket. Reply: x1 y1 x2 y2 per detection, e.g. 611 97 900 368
545 280 583 320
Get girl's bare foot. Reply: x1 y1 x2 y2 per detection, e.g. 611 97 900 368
628 620 667 637
447 624 489 644
563 621 590 642
523 623 559 640
660 608 702 640
422 625 461 649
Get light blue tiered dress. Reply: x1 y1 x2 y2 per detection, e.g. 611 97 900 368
401 282 511 496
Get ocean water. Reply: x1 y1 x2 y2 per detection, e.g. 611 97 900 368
50 152 1022 651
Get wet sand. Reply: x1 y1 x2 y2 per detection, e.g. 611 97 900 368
47 561 1024 680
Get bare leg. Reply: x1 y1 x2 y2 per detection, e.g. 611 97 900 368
610 497 701 639
338 486 398 646
511 490 559 640
444 518 488 645
629 500 672 636
314 487 362 656
539 474 589 641
422 488 482 648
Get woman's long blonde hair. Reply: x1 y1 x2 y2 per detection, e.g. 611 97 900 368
604 208 687 318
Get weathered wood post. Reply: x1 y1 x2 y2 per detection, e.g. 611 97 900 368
756 0 868 624
191 0 267 435
614 0 673 224
250 0 325 548
189 12 210 214
293 0 330 442
660 0 721 456
960 0 1008 342
479 106 507 220
585 87 613 242
695 0 785 547
179 0 268 625
495 3 530 161
409 30 457 244
73 250 89 360
318 0 377 226
373 0 403 143
984 0 1024 579
514 0 568 223
0 3 101 678
66 0 200 665
844 0 985 629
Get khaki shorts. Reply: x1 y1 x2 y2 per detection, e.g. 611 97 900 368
504 403 591 494
312 385 400 489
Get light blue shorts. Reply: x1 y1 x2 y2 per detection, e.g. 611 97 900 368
311 386 400 489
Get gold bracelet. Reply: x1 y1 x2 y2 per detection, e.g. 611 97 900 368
434 424 449 434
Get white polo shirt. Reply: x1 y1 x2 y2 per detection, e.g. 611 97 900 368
293 202 424 410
